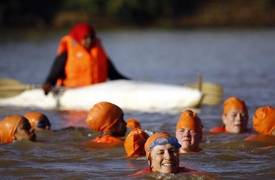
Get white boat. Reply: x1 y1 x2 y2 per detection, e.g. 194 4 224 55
0 80 202 112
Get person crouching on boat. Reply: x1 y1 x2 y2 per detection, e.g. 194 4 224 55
0 115 36 144
210 96 249 134
86 101 127 147
24 112 51 131
245 106 275 144
175 110 203 153
42 22 129 95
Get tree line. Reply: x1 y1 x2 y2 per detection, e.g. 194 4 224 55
0 0 274 28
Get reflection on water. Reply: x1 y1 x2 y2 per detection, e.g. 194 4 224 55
1 29 275 179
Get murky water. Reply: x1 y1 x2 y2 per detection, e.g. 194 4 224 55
0 29 275 179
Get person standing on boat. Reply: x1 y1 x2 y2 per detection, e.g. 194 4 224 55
42 22 129 95
210 96 249 134
85 101 127 147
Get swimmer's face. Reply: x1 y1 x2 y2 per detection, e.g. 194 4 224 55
150 143 179 174
223 108 248 133
176 128 202 153
14 119 36 142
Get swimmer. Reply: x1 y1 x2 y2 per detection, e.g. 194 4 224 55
24 112 51 131
175 110 203 153
0 115 36 144
86 101 126 146
210 96 248 134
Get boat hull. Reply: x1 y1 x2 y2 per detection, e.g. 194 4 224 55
0 80 202 112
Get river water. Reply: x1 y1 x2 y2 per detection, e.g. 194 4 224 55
0 29 274 179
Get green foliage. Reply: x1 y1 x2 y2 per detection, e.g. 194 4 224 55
0 0 273 27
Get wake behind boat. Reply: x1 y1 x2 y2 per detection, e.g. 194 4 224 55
0 80 202 112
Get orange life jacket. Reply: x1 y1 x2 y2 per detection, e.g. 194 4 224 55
56 35 108 87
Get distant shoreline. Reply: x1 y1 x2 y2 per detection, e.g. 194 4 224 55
1 19 275 42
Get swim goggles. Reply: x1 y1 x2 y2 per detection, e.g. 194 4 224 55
150 136 181 150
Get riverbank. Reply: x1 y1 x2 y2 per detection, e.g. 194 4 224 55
1 24 275 43
1 0 274 30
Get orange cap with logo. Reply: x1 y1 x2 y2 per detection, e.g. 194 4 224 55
176 110 202 130
126 118 141 130
0 115 26 144
124 129 149 158
86 102 124 132
223 96 247 115
253 106 275 136
24 112 50 130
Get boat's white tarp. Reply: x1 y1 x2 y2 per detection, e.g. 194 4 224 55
0 80 202 112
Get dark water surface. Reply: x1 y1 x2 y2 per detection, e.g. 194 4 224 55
0 29 275 179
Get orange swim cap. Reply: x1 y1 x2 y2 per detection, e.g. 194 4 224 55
0 115 27 144
176 110 202 130
86 102 124 132
253 106 275 136
24 112 51 130
124 129 149 158
223 96 247 115
126 118 141 130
